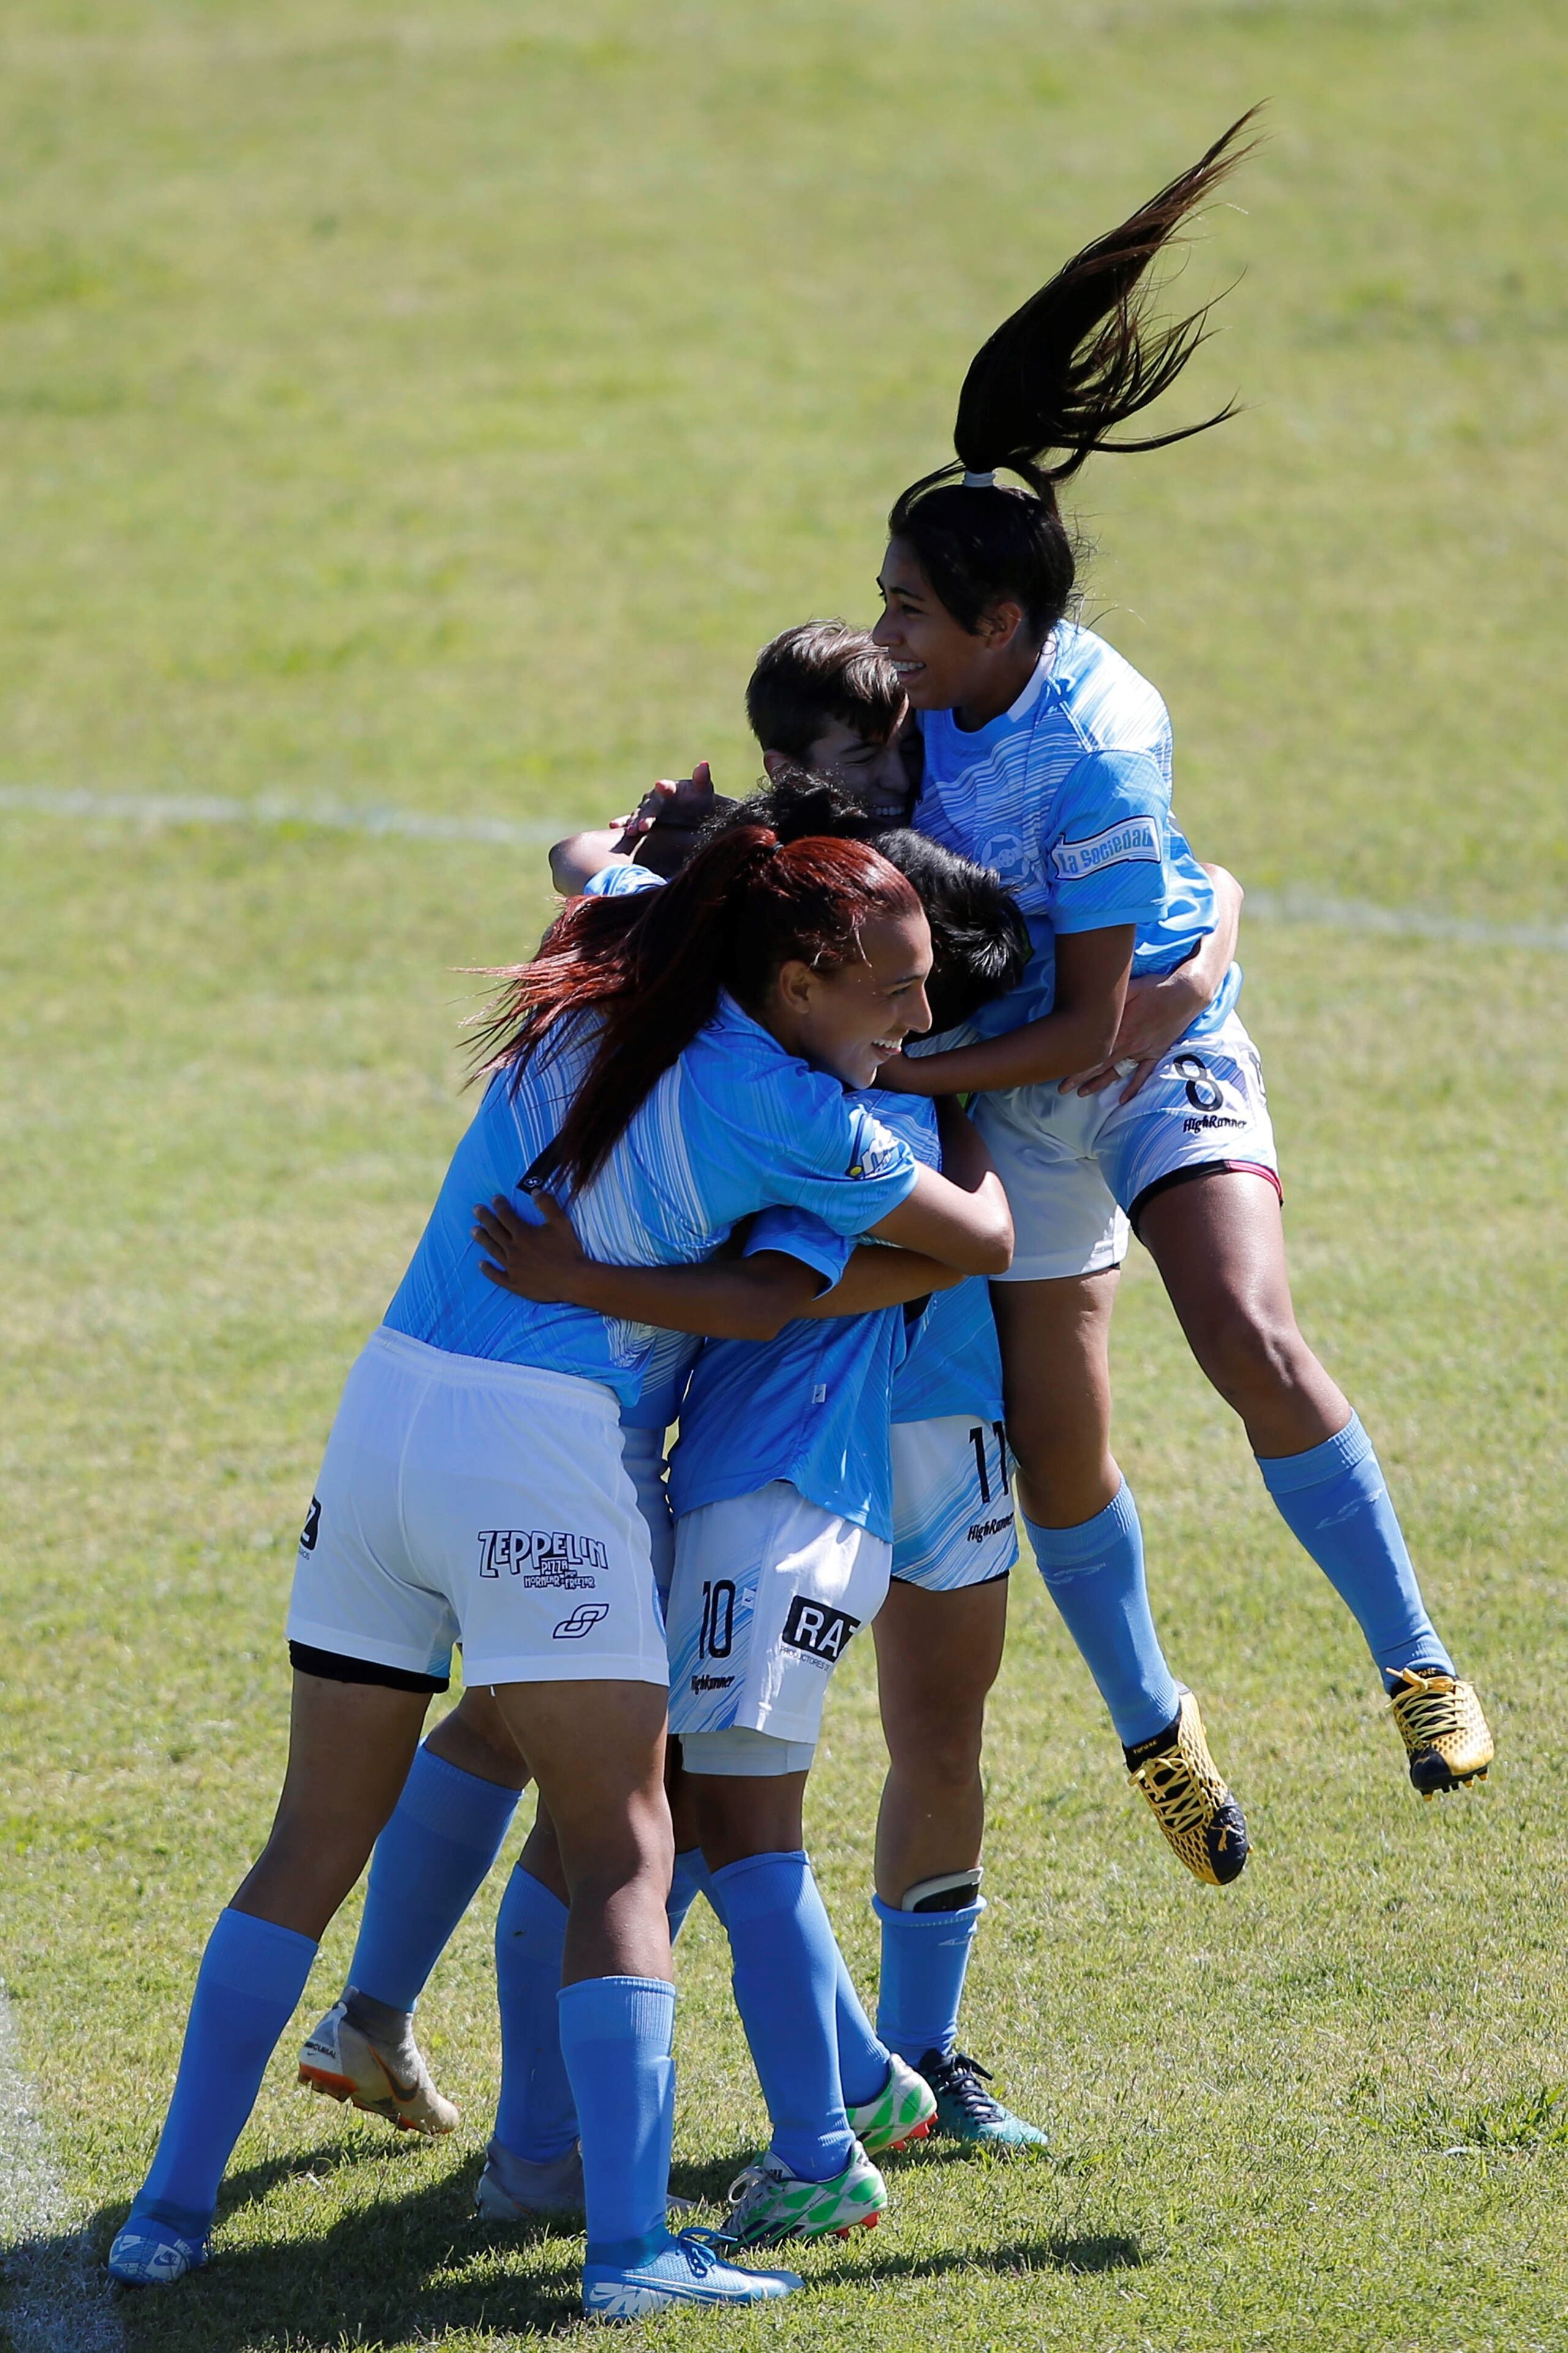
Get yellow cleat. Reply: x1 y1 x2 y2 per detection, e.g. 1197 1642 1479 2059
1388 1668 1494 1796
1125 1689 1249 1886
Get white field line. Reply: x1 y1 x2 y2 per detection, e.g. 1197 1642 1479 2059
2 785 1564 953
0 1981 124 2353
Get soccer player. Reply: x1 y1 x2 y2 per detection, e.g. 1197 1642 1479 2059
868 115 1493 1882
108 826 1011 2319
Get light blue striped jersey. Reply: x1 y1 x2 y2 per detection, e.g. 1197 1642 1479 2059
890 1277 1004 1426
668 1094 941 1540
916 620 1240 1042
383 993 919 1406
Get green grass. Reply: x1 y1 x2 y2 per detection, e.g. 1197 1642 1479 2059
2 3 1566 2349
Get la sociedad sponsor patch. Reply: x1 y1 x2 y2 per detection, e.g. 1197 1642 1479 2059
1051 813 1162 880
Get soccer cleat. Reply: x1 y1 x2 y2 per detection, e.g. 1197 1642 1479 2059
107 2217 209 2288
847 2050 937 2156
1389 1668 1494 1796
297 1998 458 2136
476 2137 586 2220
726 2142 886 2247
1125 1689 1249 1886
582 2228 801 2321
917 2047 1050 2152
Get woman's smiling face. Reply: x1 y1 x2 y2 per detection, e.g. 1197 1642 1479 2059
760 905 933 1090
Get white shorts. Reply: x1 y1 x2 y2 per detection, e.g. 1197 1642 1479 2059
666 1483 892 1758
974 1008 1281 1283
890 1415 1019 1592
621 1425 675 1603
287 1327 667 1689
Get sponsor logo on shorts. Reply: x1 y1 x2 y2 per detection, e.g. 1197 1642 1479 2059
690 1673 734 1692
298 1496 322 1553
1181 1113 1246 1134
967 1513 1015 1543
478 1529 607 1587
782 1595 861 1668
1050 815 1162 881
553 1602 610 1640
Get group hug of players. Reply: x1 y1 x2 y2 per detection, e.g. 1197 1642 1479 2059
110 116 1493 2320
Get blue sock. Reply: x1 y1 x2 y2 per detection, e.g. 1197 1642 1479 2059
135 1909 317 2237
1257 1414 1453 1685
872 1896 984 2065
494 1867 579 2161
558 1975 676 2268
349 1745 521 2012
1025 1483 1182 1749
667 1847 707 1942
833 1946 894 2109
712 1851 856 2183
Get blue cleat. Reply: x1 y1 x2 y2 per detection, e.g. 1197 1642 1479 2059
918 2047 1049 2152
582 2227 801 2321
107 2215 210 2287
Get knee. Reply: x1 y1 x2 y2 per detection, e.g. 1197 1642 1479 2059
1194 1300 1313 1415
886 1696 987 1791
429 1693 529 1791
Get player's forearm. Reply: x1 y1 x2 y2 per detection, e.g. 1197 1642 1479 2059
799 1245 961 1319
557 1251 823 1340
548 830 629 895
889 1003 1123 1095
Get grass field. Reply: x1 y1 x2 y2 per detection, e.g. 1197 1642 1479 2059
2 3 1566 2349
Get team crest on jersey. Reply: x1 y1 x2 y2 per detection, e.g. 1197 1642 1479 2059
1051 814 1162 879
477 1529 607 1587
782 1595 861 1668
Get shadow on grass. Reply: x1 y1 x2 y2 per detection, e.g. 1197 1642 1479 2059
40 2146 1148 2349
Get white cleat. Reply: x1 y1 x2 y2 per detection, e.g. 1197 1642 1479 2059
298 1999 458 2136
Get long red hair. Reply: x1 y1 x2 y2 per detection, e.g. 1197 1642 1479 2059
469 827 920 1192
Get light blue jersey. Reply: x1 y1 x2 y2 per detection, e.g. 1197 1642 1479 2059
384 995 918 1406
669 1096 941 1540
891 1277 1005 1426
916 620 1240 1043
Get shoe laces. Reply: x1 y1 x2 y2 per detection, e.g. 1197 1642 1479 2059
926 2049 1008 2126
673 2226 736 2278
1388 1666 1463 1741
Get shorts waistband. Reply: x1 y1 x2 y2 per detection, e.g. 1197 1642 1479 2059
366 1325 620 1416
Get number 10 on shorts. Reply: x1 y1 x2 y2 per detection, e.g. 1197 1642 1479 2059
699 1578 735 1660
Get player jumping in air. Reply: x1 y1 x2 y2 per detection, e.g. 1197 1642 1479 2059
869 113 1493 1881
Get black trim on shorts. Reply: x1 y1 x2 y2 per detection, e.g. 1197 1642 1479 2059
888 1565 1011 1591
288 1640 450 1695
1127 1157 1283 1238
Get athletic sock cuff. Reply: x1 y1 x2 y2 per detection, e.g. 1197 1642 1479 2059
711 1850 809 1899
400 1745 522 1845
557 1975 676 2044
208 1908 318 1996
1256 1412 1371 1494
871 1894 985 1932
503 1863 570 1930
1025 1480 1137 1575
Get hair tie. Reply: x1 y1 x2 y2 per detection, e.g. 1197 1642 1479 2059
962 469 997 488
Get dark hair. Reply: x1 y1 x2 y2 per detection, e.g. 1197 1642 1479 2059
867 830 1030 1033
889 110 1260 639
746 620 907 758
470 827 921 1191
697 770 1029 1034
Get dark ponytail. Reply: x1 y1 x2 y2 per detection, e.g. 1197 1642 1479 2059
890 110 1261 638
469 827 921 1192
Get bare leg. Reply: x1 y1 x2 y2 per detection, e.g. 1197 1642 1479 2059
233 1673 432 1937
872 1578 1007 1904
989 1271 1121 1529
427 1683 533 1791
1136 1172 1348 1454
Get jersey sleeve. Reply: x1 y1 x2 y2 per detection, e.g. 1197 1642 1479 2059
744 1205 855 1294
1044 749 1173 934
582 862 665 899
758 1086 920 1237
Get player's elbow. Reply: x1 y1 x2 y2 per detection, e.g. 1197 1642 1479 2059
954 1188 1014 1277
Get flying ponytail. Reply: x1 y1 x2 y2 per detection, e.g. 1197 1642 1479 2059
891 109 1261 637
468 826 919 1192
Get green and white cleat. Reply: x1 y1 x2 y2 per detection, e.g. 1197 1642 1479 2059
725 2142 886 2247
918 2047 1049 2152
847 2050 937 2156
